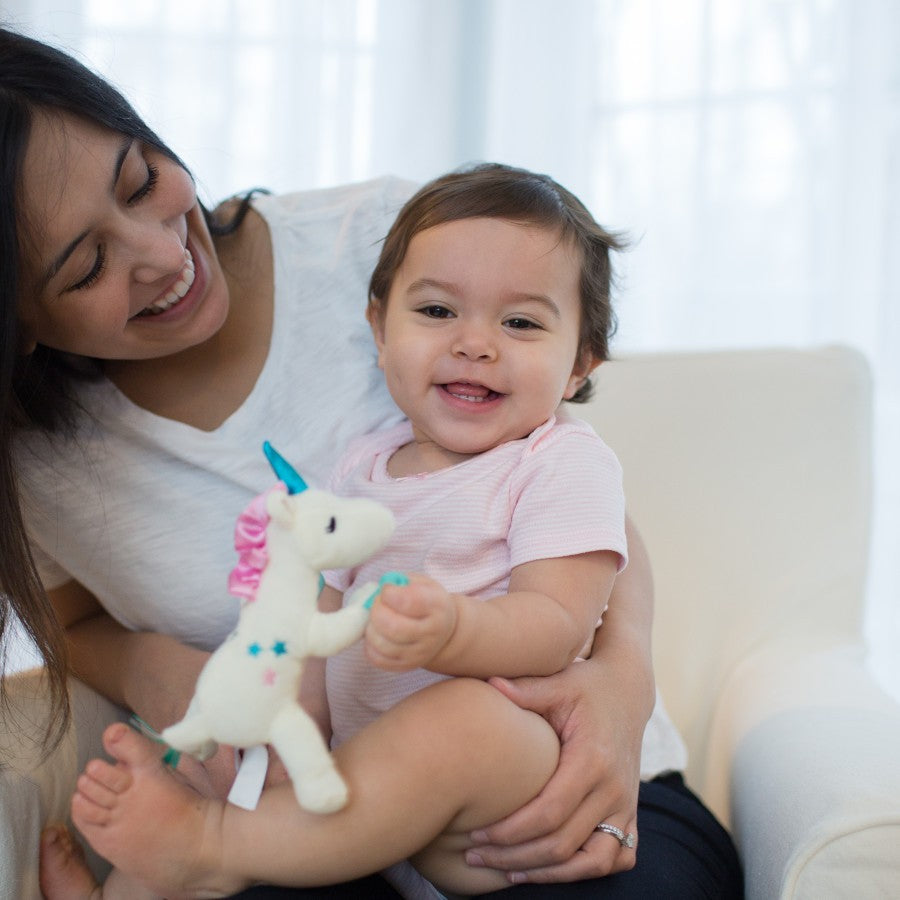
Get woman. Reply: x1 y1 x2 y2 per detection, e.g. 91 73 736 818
0 26 742 898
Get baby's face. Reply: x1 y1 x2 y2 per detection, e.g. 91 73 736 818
371 216 591 464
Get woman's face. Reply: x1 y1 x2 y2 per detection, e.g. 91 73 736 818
17 111 229 361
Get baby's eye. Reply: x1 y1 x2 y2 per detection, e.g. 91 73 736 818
504 317 541 330
418 305 454 319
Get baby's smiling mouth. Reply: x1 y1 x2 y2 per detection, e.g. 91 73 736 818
442 381 502 403
133 249 195 318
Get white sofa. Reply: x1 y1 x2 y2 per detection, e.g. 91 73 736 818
2 346 899 899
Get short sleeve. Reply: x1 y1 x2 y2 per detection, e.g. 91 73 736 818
507 421 627 571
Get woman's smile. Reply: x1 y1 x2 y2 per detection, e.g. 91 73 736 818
133 246 196 318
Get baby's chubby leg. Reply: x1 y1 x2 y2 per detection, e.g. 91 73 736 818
398 678 561 894
72 679 559 898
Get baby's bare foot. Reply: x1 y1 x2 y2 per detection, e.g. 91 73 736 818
39 825 101 900
40 825 161 900
71 723 245 899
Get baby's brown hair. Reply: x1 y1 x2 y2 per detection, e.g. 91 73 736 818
368 163 625 402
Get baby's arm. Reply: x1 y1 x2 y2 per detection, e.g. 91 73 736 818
365 549 619 678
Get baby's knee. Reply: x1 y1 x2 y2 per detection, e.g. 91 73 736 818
436 677 559 761
408 678 559 813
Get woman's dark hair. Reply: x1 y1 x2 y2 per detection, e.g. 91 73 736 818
369 162 626 403
0 26 254 748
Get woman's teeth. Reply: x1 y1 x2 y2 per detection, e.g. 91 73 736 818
137 249 195 317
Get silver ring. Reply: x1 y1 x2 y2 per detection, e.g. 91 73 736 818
595 822 636 849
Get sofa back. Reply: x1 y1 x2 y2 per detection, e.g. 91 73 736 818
573 346 873 785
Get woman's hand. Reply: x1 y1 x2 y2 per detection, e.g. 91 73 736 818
464 659 645 883
465 518 656 884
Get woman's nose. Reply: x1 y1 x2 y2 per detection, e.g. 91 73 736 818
129 221 189 284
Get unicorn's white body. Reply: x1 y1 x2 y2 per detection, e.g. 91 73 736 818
162 472 395 814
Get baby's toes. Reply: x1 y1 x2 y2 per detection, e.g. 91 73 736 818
76 769 124 809
71 788 114 828
83 758 133 795
102 721 168 771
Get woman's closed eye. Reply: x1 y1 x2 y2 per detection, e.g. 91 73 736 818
127 162 159 206
68 246 106 293
66 158 159 293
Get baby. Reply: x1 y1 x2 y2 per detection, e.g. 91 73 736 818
45 162 630 899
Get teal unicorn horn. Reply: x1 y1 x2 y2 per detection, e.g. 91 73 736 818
262 441 308 495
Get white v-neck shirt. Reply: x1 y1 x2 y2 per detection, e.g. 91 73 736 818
18 178 410 649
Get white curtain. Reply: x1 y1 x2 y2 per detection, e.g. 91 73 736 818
5 0 898 694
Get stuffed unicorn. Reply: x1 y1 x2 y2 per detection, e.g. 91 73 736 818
161 442 396 813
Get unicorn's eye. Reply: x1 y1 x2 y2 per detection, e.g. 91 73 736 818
326 517 336 533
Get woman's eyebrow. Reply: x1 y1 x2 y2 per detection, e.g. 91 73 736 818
42 136 133 287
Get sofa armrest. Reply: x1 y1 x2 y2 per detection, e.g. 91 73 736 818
0 669 127 898
707 644 900 900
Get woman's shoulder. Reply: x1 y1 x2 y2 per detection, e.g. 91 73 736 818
252 175 417 226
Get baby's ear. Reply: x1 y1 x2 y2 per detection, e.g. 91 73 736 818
564 354 601 400
367 301 387 368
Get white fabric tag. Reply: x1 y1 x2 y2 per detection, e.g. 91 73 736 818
227 744 269 810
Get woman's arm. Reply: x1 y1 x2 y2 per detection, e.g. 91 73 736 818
464 514 656 882
50 580 207 727
49 580 239 796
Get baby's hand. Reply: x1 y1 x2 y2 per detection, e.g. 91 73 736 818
365 574 457 671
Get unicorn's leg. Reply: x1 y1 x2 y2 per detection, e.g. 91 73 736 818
269 703 348 813
161 710 218 762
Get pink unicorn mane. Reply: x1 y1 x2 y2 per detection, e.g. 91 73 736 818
227 483 286 602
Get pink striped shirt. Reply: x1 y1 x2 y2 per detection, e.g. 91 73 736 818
325 413 627 748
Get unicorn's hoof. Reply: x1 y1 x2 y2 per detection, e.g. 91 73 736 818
193 739 219 761
296 768 349 814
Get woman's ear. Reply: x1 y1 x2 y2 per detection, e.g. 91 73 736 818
564 354 601 400
18 323 37 357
